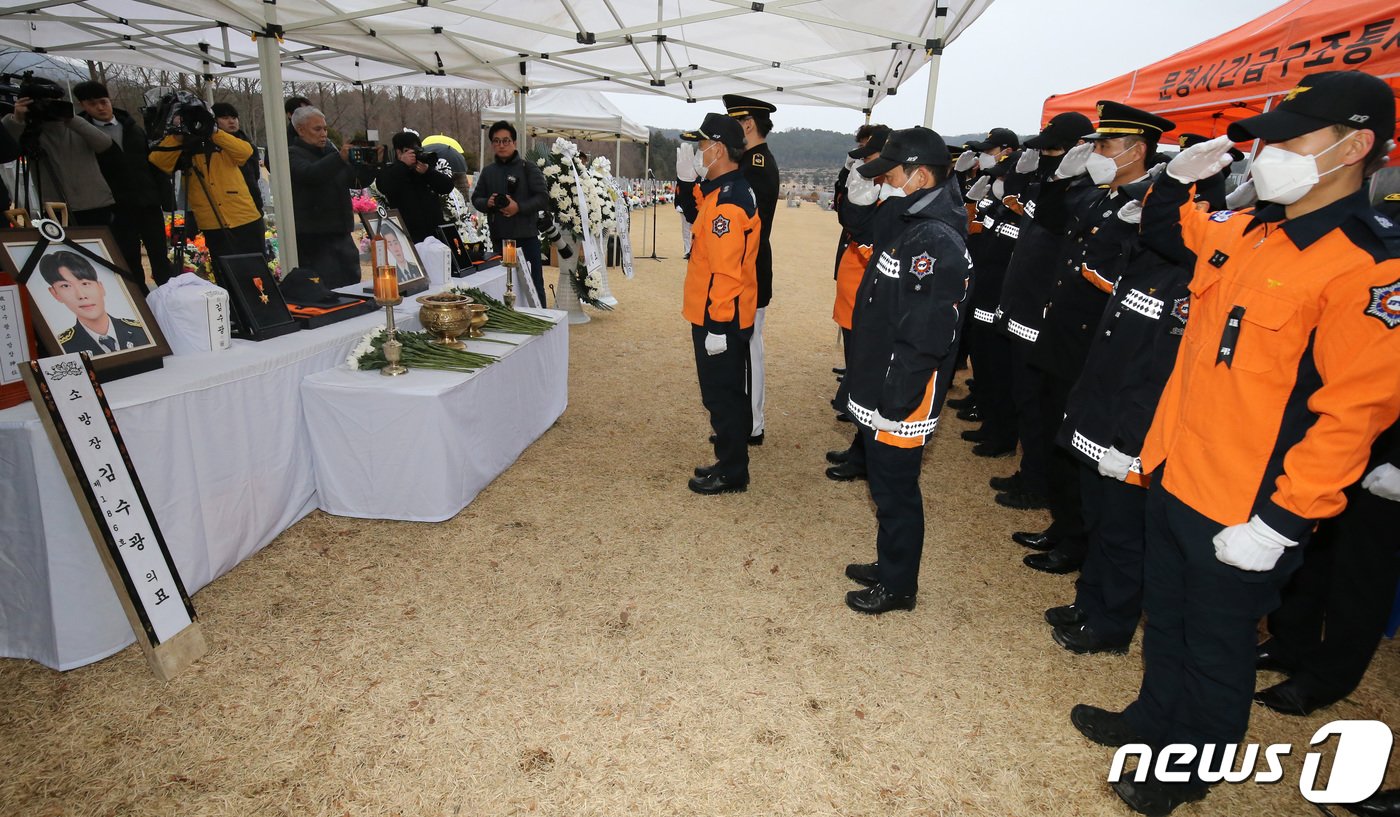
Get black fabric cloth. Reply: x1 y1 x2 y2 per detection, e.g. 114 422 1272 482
286 137 376 235
85 108 170 210
1075 467 1150 643
861 424 927 596
692 324 754 482
741 142 779 308
110 205 170 291
471 151 547 241
202 218 267 265
1124 482 1306 757
296 231 361 289
994 169 1082 347
1265 425 1400 701
376 159 455 243
0 124 18 213
230 129 263 213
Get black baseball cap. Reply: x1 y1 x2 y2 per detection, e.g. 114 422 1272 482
1084 101 1174 142
1025 111 1094 149
971 127 1019 152
680 112 746 151
858 127 951 178
1227 71 1396 144
848 125 892 159
1178 133 1244 162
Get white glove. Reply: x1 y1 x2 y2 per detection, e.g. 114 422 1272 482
1225 179 1257 210
1167 134 1235 184
991 179 1005 201
1361 463 1400 502
870 409 901 433
704 332 727 356
1117 200 1143 225
676 144 697 183
1054 142 1095 180
1097 446 1136 480
954 151 978 173
843 154 858 172
1084 153 1117 185
1212 515 1297 572
1016 148 1040 174
1146 162 1166 180
846 164 880 207
966 175 991 202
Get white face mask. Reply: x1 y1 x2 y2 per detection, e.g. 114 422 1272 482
694 143 718 179
877 169 923 202
1085 144 1136 185
978 152 997 170
1248 135 1351 206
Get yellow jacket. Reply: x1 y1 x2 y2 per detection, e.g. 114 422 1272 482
149 129 261 230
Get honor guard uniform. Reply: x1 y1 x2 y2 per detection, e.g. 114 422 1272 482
1073 71 1400 816
991 112 1094 511
676 113 761 495
1020 102 1173 576
841 127 972 614
59 316 150 356
724 94 779 443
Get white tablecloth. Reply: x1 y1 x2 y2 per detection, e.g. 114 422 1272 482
302 309 568 522
0 268 510 670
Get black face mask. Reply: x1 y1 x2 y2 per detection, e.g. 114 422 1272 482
1039 153 1064 177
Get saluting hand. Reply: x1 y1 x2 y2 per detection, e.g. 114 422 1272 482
966 175 991 202
1016 148 1040 174
1167 135 1235 184
1053 142 1095 180
1225 179 1257 210
953 151 978 173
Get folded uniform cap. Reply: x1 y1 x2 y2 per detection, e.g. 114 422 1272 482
1024 111 1095 150
848 125 892 160
722 94 777 117
279 267 342 306
680 112 746 151
1227 70 1396 144
1084 101 1174 141
858 126 951 179
970 127 1020 152
1178 133 1244 162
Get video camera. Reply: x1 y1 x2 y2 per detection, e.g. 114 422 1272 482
406 146 440 167
347 144 379 166
144 90 215 148
0 73 73 122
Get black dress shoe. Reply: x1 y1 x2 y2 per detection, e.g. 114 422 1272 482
961 427 988 442
1012 530 1057 551
1254 639 1294 674
694 462 719 478
1345 789 1400 816
832 366 846 376
972 441 1017 458
844 562 879 587
845 584 916 614
1253 678 1340 717
1024 550 1084 574
995 489 1049 510
955 406 981 422
946 395 976 410
1054 623 1131 655
826 448 850 465
1045 604 1086 627
687 472 748 495
1070 704 1144 748
708 433 764 446
825 461 867 481
989 471 1022 492
836 412 853 423
1111 777 1210 817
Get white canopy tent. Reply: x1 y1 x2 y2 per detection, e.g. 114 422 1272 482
0 0 997 267
479 88 647 172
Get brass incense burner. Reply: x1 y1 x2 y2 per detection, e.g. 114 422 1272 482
467 303 489 338
417 292 474 350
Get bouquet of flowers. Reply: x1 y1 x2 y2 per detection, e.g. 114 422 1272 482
351 191 378 214
346 327 500 373
164 214 212 278
588 156 618 236
537 138 608 309
442 189 492 251
265 227 283 280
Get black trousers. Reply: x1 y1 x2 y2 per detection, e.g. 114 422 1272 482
862 425 926 596
203 219 267 268
1124 483 1304 753
297 230 361 289
1075 467 1149 643
112 204 172 291
70 205 113 228
692 325 753 482
1042 374 1086 556
967 319 1017 446
1266 483 1400 701
1009 342 1049 497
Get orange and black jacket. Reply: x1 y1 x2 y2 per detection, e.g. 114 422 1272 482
1140 175 1400 540
677 169 759 333
846 177 972 449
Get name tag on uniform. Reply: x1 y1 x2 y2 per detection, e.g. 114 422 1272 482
1209 250 1229 268
1217 305 1245 368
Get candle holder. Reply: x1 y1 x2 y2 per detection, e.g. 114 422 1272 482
374 264 408 377
501 239 518 309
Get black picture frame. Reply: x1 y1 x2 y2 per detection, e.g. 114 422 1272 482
359 210 429 295
213 253 300 341
1 224 172 382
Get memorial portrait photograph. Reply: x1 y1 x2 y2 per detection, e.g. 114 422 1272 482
362 211 428 291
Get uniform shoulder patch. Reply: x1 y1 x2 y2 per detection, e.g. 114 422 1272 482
711 213 731 238
1171 296 1189 325
118 317 144 328
1209 210 1237 223
1365 279 1400 329
752 153 765 167
910 252 935 279
57 327 75 342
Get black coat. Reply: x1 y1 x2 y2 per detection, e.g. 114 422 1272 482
287 138 375 234
471 151 547 240
230 129 263 213
376 160 455 243
741 142 779 308
84 108 171 210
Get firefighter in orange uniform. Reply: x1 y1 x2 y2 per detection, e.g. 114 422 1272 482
676 113 761 495
1071 70 1400 816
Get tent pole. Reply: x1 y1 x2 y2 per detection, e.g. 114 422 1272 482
479 125 486 174
614 137 621 173
257 10 298 270
922 2 947 128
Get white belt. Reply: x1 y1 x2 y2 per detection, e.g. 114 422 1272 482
847 398 940 439
1007 319 1039 343
973 308 997 324
1121 288 1165 321
1070 430 1143 474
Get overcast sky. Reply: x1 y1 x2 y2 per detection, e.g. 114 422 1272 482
604 0 1287 136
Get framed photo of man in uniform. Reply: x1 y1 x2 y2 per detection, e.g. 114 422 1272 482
0 222 171 382
359 210 429 296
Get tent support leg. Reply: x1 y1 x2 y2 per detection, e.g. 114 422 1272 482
258 9 298 270
922 2 947 128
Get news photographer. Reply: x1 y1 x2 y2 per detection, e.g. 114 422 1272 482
74 80 172 292
148 91 265 266
472 121 547 305
376 131 454 244
287 106 378 289
2 76 115 227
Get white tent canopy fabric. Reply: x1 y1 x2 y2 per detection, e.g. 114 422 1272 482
481 89 648 143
